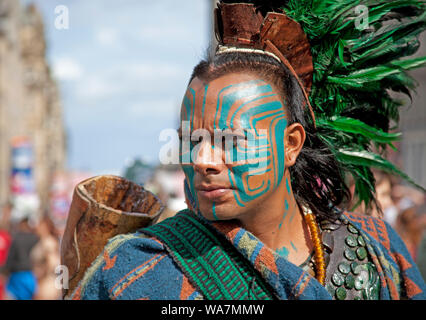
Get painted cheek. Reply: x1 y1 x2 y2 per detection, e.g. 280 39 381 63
229 116 287 207
182 79 289 214
227 130 272 206
269 115 287 188
182 166 198 209
179 84 202 207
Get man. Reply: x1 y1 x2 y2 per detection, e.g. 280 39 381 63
68 0 426 300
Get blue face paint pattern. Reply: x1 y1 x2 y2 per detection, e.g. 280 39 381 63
276 246 289 259
212 202 218 221
215 80 287 206
278 209 289 229
180 78 288 217
286 178 291 194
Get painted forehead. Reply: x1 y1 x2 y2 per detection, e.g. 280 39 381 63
181 74 287 131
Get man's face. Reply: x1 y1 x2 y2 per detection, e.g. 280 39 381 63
179 72 290 221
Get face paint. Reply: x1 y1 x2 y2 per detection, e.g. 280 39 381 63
276 246 289 259
286 178 291 194
289 202 298 224
212 202 218 221
278 209 289 229
179 74 289 221
180 96 198 211
216 80 287 206
278 199 291 230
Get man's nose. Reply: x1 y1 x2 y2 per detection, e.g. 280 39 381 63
193 140 223 175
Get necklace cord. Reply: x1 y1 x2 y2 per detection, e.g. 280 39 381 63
303 210 326 286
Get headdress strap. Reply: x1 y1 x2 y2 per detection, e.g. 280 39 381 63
263 40 316 126
215 3 316 127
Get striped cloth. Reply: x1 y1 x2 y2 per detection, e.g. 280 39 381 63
70 210 426 300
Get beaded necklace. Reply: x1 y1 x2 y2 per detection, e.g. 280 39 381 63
301 205 326 286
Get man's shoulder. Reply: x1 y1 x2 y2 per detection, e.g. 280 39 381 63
341 210 426 299
71 230 171 299
341 211 395 248
340 210 417 263
106 229 166 254
98 211 196 271
95 230 170 275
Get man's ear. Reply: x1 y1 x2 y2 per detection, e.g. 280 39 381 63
284 123 306 168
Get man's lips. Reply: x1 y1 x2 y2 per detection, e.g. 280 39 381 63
195 184 234 201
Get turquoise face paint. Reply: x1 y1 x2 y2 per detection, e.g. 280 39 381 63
213 80 287 207
202 85 209 118
286 178 291 193
277 200 291 230
289 211 295 224
276 246 289 259
212 202 219 221
290 241 298 252
180 78 288 220
180 91 198 211
278 209 289 229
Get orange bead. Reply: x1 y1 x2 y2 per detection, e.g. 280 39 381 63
304 212 326 286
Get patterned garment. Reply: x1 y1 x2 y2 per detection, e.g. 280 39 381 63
70 210 426 300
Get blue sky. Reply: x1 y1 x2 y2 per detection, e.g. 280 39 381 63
23 0 211 174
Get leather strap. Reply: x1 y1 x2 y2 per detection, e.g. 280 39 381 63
264 40 316 127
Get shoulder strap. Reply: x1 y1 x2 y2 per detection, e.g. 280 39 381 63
141 210 277 300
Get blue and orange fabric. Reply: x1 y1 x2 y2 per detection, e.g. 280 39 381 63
71 210 426 300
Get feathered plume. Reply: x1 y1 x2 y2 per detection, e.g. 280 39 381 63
221 0 426 213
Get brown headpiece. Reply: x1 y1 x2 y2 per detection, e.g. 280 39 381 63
214 2 316 125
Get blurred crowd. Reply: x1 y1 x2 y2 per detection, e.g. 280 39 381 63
0 203 62 300
369 170 426 280
0 168 424 300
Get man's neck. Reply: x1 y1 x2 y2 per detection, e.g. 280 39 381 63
237 173 314 266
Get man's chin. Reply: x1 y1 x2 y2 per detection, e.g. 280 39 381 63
198 202 241 221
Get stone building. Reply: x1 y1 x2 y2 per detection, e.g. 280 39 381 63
399 31 426 189
0 0 66 217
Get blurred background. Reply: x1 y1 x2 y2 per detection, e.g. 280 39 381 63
0 0 424 300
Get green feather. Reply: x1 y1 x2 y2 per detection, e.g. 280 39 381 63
317 117 402 144
328 56 426 88
337 149 426 192
275 0 426 212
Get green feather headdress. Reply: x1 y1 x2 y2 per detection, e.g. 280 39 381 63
219 0 426 213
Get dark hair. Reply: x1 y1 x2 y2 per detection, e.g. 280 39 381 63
188 51 351 221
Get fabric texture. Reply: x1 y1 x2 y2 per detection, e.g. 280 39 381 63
71 210 426 300
140 210 276 300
